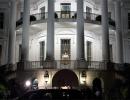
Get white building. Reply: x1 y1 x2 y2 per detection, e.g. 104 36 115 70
0 0 130 92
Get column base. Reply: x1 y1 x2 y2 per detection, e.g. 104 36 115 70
75 59 87 69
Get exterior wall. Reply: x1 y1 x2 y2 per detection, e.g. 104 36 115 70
16 24 116 62
30 0 101 15
16 69 115 93
124 39 130 63
121 1 130 63
17 0 130 63
0 0 10 65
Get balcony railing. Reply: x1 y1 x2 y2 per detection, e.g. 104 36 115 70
84 12 100 22
55 11 77 19
16 12 101 26
16 60 115 71
32 12 48 21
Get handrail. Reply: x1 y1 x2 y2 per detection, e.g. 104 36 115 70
16 60 116 71
84 12 100 22
16 12 102 27
55 11 77 19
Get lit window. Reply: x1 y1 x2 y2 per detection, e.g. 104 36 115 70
61 39 70 65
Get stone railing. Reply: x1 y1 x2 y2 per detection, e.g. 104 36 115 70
16 60 117 71
16 12 102 26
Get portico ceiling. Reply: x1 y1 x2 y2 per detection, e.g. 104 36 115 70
16 22 115 36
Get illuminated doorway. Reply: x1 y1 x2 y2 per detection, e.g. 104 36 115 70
61 39 70 65
52 69 79 88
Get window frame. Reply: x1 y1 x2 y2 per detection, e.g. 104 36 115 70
0 12 4 30
128 13 130 29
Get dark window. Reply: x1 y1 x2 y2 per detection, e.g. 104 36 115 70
61 3 71 18
19 44 22 61
109 44 113 62
0 12 4 29
86 6 92 13
86 6 92 20
40 41 45 65
40 6 45 19
128 13 130 29
108 12 111 18
87 41 92 62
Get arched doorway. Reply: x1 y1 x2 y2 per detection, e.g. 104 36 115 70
92 78 103 98
52 69 79 88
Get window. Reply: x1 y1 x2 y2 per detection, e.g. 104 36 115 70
40 6 45 19
109 44 113 62
61 3 71 18
128 13 130 29
108 12 111 18
86 6 92 20
61 39 70 64
19 44 22 61
86 6 92 13
87 41 92 62
0 12 4 29
40 41 45 65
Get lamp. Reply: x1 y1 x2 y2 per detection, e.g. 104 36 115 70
80 71 87 84
44 70 49 89
25 80 31 87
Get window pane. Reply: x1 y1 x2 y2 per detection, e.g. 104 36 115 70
40 41 45 66
128 13 130 29
87 41 92 61
0 12 4 29
61 3 71 11
61 39 70 65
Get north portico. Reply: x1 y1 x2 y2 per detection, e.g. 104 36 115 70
0 0 129 96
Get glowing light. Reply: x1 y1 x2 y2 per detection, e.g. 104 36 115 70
61 86 70 89
25 80 31 87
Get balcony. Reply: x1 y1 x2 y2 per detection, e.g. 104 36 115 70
16 12 104 27
16 60 120 71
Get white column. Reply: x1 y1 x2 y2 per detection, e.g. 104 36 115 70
101 0 110 61
8 0 17 64
21 0 30 61
115 0 123 63
46 0 54 60
77 0 85 60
